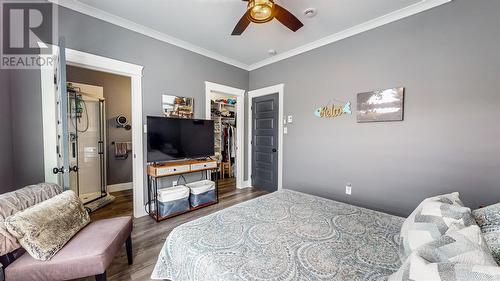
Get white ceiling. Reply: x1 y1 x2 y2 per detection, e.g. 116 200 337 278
55 0 451 70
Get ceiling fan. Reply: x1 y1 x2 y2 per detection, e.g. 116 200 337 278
232 0 304 35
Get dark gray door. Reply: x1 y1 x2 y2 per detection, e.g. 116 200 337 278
251 93 279 192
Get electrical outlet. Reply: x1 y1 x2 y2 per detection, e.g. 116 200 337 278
287 115 293 123
173 180 178 186
345 183 352 195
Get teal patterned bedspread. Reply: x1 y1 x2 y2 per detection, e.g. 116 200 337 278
152 189 404 281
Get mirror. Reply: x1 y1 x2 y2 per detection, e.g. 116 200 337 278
162 94 194 119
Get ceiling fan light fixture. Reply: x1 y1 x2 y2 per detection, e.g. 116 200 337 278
247 0 274 23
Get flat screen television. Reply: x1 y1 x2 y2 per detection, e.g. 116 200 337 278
147 116 214 163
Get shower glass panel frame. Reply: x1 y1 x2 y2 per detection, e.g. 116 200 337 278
67 88 107 204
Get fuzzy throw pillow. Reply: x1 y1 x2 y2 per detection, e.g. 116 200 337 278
5 190 90 261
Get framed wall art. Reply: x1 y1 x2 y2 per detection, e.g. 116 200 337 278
162 94 194 119
357 87 405 123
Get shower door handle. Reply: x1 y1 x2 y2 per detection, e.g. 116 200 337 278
98 141 104 155
72 142 77 158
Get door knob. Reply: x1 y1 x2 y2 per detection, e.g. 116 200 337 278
53 167 64 174
272 148 277 153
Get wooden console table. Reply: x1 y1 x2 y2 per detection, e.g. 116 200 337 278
147 159 219 222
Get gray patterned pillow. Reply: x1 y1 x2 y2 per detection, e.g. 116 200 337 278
400 192 476 259
4 190 90 261
472 203 500 265
389 225 500 281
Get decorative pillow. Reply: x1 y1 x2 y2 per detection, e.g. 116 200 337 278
472 203 500 265
0 183 62 256
389 225 499 281
389 258 500 281
4 190 90 261
400 192 476 258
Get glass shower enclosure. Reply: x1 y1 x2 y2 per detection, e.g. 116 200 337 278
66 85 107 204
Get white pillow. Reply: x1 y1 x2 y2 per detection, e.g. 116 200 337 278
399 192 476 258
390 225 499 281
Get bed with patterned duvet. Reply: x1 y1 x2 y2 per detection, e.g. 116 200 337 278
151 189 404 281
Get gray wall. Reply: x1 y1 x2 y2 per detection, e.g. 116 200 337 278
67 65 133 186
4 0 499 217
0 70 14 193
9 70 45 189
249 0 500 216
5 5 249 194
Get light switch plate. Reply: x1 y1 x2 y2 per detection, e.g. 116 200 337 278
284 127 288 134
143 124 147 133
287 115 293 123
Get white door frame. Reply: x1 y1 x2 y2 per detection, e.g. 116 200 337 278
41 48 146 218
205 81 246 189
247 84 284 190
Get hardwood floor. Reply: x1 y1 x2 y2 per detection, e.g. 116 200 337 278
89 189 134 221
78 178 266 281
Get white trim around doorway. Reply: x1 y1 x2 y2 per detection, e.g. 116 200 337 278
108 182 134 192
247 84 284 191
205 82 246 189
66 49 146 218
42 48 146 218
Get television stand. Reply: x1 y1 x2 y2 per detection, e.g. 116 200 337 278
147 159 218 222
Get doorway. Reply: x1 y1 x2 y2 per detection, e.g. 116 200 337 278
247 84 284 192
40 45 146 218
251 93 279 192
205 82 245 190
64 82 107 205
65 67 133 216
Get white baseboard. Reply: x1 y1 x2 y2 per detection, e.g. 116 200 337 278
241 181 251 189
108 182 133 192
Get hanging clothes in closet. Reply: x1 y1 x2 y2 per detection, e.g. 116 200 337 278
221 122 236 164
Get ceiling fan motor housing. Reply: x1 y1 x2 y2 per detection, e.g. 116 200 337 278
247 0 275 23
232 0 303 35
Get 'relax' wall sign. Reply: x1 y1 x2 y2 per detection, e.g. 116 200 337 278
314 100 352 118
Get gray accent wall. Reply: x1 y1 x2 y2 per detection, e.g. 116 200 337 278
67 65 133 186
249 0 500 216
3 0 499 217
5 5 248 192
9 70 45 189
0 70 14 193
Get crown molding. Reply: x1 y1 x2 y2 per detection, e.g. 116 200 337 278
247 0 452 71
50 0 452 72
48 0 250 70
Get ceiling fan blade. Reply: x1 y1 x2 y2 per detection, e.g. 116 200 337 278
232 11 251 35
274 4 304 32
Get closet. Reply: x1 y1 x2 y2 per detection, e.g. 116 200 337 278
211 97 237 179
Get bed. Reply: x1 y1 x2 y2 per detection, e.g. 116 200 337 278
152 189 404 281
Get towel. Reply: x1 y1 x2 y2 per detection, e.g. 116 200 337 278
115 142 132 158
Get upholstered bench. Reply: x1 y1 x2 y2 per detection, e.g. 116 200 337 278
5 216 133 281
